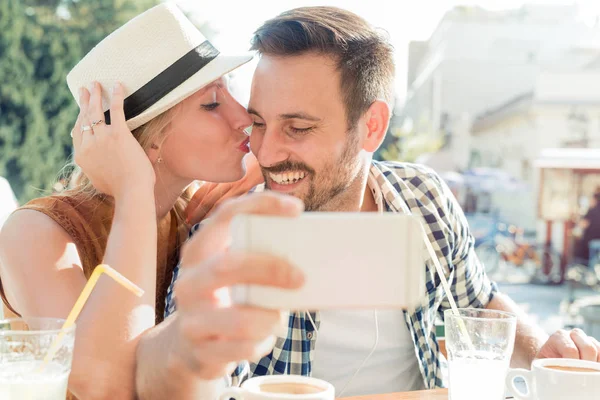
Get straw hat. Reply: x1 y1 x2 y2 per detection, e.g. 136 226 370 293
66 3 253 131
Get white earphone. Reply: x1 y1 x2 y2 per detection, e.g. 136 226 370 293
301 179 384 396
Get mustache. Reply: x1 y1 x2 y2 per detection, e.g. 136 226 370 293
261 160 315 175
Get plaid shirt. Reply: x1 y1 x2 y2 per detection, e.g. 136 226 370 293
165 160 498 389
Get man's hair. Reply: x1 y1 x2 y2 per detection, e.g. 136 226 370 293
250 6 395 129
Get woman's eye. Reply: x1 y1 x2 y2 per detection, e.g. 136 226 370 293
201 102 220 111
252 122 266 129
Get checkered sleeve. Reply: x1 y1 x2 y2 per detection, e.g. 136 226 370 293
164 222 205 318
431 174 498 311
231 361 251 386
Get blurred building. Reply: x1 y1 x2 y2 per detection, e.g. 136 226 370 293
471 67 600 178
396 3 600 237
398 3 600 172
470 56 600 234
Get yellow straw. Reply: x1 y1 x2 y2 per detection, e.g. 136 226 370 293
41 264 144 367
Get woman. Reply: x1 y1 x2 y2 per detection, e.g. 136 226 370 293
0 4 254 399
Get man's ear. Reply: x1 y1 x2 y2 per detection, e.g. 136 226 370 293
362 100 390 153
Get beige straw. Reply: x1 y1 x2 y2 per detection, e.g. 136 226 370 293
41 264 144 368
420 227 475 352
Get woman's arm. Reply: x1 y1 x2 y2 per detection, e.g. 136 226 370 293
0 83 159 399
0 185 156 399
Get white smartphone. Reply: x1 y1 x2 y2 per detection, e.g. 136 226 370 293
229 213 425 310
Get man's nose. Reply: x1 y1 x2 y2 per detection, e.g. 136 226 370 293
252 129 289 168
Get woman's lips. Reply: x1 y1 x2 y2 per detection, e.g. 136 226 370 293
238 137 250 153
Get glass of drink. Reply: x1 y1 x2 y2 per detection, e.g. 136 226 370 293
0 318 75 400
444 309 517 400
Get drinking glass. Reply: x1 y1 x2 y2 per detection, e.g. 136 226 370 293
0 318 75 400
444 309 517 400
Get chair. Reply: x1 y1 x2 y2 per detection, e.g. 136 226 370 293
566 240 600 311
435 324 448 358
589 239 600 269
438 338 448 359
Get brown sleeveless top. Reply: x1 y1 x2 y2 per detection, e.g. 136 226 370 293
0 192 182 323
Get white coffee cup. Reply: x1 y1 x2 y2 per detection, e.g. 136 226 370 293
506 358 600 400
218 375 335 400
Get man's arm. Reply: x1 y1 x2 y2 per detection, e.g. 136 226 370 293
485 293 548 368
487 291 600 366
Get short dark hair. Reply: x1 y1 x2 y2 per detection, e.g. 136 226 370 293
250 6 395 129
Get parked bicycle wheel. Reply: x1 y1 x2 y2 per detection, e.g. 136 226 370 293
475 240 500 275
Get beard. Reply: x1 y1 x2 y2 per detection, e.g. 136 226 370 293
261 132 363 211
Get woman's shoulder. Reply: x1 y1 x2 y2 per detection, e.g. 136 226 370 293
0 200 79 268
10 191 113 240
21 191 111 216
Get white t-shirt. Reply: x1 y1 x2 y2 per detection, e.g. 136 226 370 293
311 309 424 397
311 174 424 397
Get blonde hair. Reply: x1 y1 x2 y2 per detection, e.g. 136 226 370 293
59 104 195 226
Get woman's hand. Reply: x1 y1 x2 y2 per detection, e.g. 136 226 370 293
72 82 155 198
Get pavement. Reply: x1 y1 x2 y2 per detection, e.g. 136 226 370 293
492 264 600 337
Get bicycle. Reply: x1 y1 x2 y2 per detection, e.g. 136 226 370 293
474 223 562 283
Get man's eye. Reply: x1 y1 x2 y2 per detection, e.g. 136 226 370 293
289 126 314 135
201 102 220 111
252 122 266 129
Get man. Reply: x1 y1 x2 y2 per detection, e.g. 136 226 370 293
136 7 600 399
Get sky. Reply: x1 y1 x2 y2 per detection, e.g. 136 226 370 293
174 0 600 106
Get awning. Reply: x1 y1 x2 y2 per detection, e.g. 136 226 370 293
534 148 600 170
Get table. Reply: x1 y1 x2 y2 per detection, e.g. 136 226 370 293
339 389 448 400
339 388 516 400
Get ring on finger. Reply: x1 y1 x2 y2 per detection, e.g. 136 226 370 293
81 125 93 134
91 119 104 128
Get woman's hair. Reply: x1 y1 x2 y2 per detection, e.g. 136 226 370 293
59 104 194 225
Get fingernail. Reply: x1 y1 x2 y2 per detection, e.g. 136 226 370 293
78 87 84 97
113 82 120 93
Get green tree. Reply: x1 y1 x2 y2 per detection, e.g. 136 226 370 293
0 0 157 202
376 126 446 163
